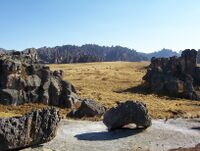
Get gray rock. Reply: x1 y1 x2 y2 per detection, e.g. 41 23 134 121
0 51 80 108
68 99 106 118
143 49 200 100
103 100 152 131
27 75 41 88
0 107 60 151
0 89 22 105
48 77 62 106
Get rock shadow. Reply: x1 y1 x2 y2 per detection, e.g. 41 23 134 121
114 84 151 95
75 128 144 141
114 84 180 100
191 127 200 130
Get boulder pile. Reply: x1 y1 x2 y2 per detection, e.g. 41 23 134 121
143 49 200 100
103 101 152 131
0 107 60 151
0 49 80 107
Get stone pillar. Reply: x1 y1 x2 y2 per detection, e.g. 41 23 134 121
181 49 197 76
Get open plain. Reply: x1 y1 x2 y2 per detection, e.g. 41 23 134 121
1 61 200 119
50 61 200 119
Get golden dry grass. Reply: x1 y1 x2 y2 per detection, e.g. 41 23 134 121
0 104 46 118
0 103 70 118
0 61 200 119
50 61 200 119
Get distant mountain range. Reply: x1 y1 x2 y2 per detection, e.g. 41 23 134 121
0 48 6 54
0 44 186 63
36 44 149 63
0 48 15 55
141 48 181 60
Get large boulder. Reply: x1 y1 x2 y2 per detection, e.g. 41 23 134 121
143 49 200 100
68 99 106 118
0 51 81 107
0 107 60 151
103 101 151 131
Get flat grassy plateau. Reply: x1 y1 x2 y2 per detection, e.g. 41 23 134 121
1 62 200 119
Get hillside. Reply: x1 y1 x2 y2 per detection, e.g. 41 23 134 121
36 44 148 63
37 46 182 63
0 45 186 63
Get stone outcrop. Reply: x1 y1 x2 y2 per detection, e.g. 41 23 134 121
0 50 80 107
103 101 152 131
143 49 200 100
0 107 60 151
68 99 106 118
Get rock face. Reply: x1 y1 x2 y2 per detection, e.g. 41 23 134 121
68 99 106 118
143 49 200 100
0 50 80 107
103 101 152 131
0 107 60 151
36 44 148 64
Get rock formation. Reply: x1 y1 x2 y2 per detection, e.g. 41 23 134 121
143 49 200 100
0 107 60 151
103 101 152 131
36 44 148 64
0 50 80 107
68 99 106 118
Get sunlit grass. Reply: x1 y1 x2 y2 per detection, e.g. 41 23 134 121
50 61 200 119
1 61 200 119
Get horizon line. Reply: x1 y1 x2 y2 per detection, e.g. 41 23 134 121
1 43 199 53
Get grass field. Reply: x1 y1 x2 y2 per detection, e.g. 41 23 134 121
50 61 200 119
0 61 200 119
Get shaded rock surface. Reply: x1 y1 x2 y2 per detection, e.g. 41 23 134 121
0 107 60 151
0 50 80 107
143 49 200 100
103 100 152 130
68 99 106 118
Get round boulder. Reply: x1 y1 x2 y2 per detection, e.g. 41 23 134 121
103 100 152 131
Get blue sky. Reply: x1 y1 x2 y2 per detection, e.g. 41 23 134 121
0 0 200 52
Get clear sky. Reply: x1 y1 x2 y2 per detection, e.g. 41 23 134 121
0 0 200 53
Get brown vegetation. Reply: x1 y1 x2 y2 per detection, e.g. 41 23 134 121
50 62 200 119
0 61 200 119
